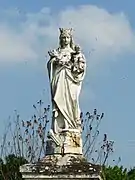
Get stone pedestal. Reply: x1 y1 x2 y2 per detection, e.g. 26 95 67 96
21 173 102 180
20 155 102 180
46 129 83 156
20 129 102 180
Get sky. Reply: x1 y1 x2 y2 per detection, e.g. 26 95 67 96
0 0 135 168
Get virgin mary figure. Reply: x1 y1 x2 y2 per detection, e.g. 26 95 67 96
47 28 86 143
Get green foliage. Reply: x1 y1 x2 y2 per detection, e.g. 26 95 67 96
0 154 27 180
102 166 129 180
127 167 135 180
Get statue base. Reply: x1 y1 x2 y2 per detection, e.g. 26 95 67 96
20 155 102 180
46 128 83 156
46 139 83 156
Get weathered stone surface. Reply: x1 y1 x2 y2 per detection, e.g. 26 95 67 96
46 129 83 156
20 155 102 179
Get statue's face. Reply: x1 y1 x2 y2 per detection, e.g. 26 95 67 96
60 34 71 46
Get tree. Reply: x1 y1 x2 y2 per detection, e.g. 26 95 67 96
0 100 50 163
127 167 135 180
102 166 128 180
0 154 27 180
1 100 112 165
81 109 114 166
0 100 116 179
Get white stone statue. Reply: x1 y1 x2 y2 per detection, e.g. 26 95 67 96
20 29 102 180
47 28 86 155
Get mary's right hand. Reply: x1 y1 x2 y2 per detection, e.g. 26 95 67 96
48 49 59 57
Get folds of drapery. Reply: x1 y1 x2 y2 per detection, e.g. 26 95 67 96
47 57 86 129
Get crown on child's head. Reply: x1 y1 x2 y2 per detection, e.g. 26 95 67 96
59 28 73 37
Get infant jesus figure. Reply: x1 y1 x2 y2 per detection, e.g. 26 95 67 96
71 45 85 75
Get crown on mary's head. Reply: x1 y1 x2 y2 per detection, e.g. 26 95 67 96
59 28 73 37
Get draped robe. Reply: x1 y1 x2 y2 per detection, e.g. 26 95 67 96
47 47 86 134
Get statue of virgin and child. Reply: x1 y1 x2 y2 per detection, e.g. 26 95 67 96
47 28 86 153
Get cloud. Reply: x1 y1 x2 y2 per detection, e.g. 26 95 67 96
0 25 38 61
0 5 134 65
59 6 135 59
